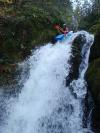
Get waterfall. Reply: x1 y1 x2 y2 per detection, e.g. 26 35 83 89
0 31 94 133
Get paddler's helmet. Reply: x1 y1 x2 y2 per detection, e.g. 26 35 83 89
63 23 66 26
63 23 67 27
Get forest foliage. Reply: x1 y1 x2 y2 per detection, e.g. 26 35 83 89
0 0 100 81
0 0 73 85
0 0 72 63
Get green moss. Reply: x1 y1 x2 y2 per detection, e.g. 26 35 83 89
89 28 100 62
89 22 100 34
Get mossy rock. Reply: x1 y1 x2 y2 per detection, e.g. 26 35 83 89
89 22 100 34
89 28 100 62
0 63 17 86
86 58 100 105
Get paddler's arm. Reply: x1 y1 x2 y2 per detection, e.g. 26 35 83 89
54 25 62 33
54 24 68 34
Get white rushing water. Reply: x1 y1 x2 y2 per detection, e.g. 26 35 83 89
0 31 94 133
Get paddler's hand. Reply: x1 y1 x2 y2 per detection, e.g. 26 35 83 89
54 25 60 29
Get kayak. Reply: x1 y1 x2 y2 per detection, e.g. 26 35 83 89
54 31 73 42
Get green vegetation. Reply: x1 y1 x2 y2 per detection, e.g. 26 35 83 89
0 0 72 63
0 0 73 85
73 0 100 32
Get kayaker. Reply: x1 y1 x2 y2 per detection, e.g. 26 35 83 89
54 24 69 35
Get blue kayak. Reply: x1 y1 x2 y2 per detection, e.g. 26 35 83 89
55 31 73 42
55 34 64 41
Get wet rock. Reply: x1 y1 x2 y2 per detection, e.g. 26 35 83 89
66 34 86 86
86 23 100 132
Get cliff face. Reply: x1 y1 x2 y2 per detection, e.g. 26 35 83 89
87 25 100 104
86 24 100 132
